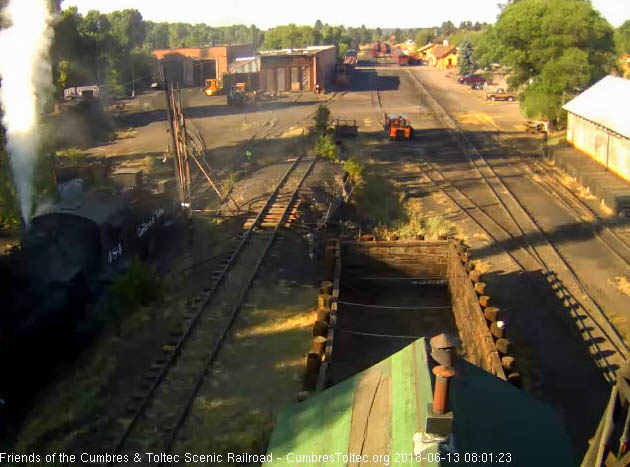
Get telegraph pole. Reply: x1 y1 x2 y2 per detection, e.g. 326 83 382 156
162 61 186 208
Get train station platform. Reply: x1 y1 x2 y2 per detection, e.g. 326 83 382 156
550 144 630 217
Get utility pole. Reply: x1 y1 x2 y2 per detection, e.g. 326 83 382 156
162 61 186 208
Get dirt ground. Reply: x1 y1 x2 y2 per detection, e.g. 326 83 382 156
10 86 343 455
10 63 627 461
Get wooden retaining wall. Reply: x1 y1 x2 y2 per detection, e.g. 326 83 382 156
447 243 506 380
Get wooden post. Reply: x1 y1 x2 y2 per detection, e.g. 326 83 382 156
484 306 499 322
318 294 332 310
320 281 333 295
490 320 505 339
474 282 486 295
313 321 329 337
316 308 330 323
496 338 510 354
469 270 482 283
312 336 327 355
304 352 322 390
501 356 516 371
507 372 521 387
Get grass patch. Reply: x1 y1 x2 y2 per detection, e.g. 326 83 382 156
56 147 87 162
14 334 118 454
222 171 239 195
354 173 404 226
115 128 138 139
108 259 160 324
611 276 630 297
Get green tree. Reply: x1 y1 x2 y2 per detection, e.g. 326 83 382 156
615 20 630 55
359 24 370 45
494 0 615 122
373 27 382 42
458 40 475 75
393 28 402 43
145 22 169 49
415 29 433 48
107 9 145 50
439 20 456 36
167 22 191 48
473 25 502 68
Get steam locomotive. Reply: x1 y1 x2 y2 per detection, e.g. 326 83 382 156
0 181 183 412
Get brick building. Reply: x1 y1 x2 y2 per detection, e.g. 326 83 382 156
152 44 255 87
258 45 337 93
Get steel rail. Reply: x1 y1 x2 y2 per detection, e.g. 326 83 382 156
162 156 317 456
110 155 305 459
405 69 628 376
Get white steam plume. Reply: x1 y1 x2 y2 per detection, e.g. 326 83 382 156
0 0 54 226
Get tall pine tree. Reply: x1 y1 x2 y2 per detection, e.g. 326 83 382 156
458 40 475 75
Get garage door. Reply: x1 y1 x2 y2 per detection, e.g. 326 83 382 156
290 67 301 91
277 68 287 92
301 66 311 91
265 69 275 93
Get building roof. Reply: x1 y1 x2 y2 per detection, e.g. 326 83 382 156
266 338 575 465
230 56 260 73
563 75 630 139
418 43 436 53
433 44 457 59
258 45 335 57
152 44 253 60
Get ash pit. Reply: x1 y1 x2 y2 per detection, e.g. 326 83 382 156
327 241 458 385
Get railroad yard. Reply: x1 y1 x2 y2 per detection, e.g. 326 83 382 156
7 58 630 463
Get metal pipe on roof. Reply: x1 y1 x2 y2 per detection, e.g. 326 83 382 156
432 365 455 415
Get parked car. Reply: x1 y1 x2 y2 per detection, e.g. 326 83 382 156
471 82 485 90
458 74 486 85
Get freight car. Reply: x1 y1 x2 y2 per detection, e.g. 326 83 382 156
392 48 409 66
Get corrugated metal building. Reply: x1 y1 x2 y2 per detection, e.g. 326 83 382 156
152 44 255 87
563 76 630 182
258 45 337 93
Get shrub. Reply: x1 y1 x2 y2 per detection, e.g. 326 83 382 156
108 258 159 318
343 157 364 184
316 133 338 161
313 104 331 134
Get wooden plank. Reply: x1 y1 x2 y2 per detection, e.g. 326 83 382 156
347 362 392 465
391 344 420 466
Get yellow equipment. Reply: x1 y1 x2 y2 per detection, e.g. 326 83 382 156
204 78 222 96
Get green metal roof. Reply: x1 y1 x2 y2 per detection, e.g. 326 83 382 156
266 338 576 466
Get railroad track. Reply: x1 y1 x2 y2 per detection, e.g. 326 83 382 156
110 155 317 464
402 69 629 383
468 117 630 269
